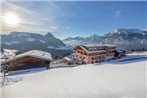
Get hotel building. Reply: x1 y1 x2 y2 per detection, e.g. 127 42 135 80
73 44 117 64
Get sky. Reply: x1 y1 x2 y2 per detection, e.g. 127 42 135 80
1 0 147 39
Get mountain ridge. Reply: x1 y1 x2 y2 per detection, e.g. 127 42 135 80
63 28 147 50
1 28 147 52
1 32 71 58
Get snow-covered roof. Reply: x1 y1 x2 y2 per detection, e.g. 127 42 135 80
74 44 116 54
7 50 52 62
77 44 107 54
64 57 72 61
116 47 126 52
82 44 116 47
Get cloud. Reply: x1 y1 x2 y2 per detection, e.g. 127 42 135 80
1 1 73 34
116 10 121 17
1 1 59 34
49 26 57 30
110 10 122 21
2 1 39 16
49 2 72 18
1 1 40 25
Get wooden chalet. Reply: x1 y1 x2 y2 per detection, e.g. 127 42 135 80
2 50 52 71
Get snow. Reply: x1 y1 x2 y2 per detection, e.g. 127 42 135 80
0 53 3 59
0 49 16 61
27 37 36 41
82 44 116 47
39 40 45 44
79 44 107 54
3 52 15 59
64 57 72 61
63 40 79 46
4 41 20 45
7 50 52 62
3 49 18 53
47 46 70 50
116 47 126 52
55 46 70 50
142 32 146 35
112 28 146 34
1 52 147 97
11 32 30 37
47 46 55 49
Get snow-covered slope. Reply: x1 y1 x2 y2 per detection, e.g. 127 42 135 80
1 52 146 97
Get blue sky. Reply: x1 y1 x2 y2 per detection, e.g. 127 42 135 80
1 1 146 39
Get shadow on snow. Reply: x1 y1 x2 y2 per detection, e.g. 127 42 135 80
8 67 47 76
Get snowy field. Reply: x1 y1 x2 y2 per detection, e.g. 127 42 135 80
1 52 147 98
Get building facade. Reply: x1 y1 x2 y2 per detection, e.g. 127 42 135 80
73 44 117 64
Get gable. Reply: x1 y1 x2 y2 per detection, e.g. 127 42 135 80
73 45 83 50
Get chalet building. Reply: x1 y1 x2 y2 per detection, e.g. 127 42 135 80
2 50 52 71
73 44 121 64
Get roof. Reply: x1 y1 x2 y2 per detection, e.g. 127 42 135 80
77 44 107 54
6 50 52 62
116 47 126 52
82 44 116 47
64 57 72 61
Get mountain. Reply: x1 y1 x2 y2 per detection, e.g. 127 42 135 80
63 35 102 46
63 28 147 50
1 32 71 58
1 28 147 57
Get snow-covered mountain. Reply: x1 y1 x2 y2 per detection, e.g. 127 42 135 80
63 28 147 50
1 28 147 55
63 35 102 46
1 32 65 47
1 32 71 58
